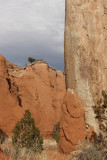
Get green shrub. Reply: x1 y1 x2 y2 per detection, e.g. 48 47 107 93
51 122 60 143
12 110 43 153
28 57 36 63
93 90 107 133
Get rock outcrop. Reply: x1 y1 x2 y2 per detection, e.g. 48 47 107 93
0 55 23 136
0 152 12 160
0 54 66 137
64 0 107 133
59 90 95 153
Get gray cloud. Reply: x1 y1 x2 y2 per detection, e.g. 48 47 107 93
0 0 65 71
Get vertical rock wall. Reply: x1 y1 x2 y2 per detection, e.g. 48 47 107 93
103 0 107 66
64 0 107 133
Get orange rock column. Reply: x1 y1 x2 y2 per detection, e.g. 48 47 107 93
59 90 95 153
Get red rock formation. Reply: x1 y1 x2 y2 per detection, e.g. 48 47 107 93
0 54 66 137
59 90 95 153
0 54 24 136
0 152 12 160
0 54 7 77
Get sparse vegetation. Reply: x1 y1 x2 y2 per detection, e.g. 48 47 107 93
28 57 43 63
51 122 60 143
1 92 106 160
0 129 7 144
92 90 107 133
28 57 36 63
0 137 58 160
77 142 103 160
67 90 107 160
12 110 43 153
0 138 47 160
68 141 105 160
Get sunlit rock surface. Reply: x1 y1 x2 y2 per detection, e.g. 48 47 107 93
64 0 107 133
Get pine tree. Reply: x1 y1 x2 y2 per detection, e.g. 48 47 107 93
12 110 43 152
28 57 36 63
51 122 60 143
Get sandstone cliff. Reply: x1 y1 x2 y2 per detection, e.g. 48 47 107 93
0 54 66 137
64 0 107 133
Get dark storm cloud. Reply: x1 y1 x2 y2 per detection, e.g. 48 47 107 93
0 0 65 71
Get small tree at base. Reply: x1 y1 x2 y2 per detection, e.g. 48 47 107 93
51 122 60 143
12 110 43 152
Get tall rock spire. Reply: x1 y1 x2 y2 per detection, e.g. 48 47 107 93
64 0 107 133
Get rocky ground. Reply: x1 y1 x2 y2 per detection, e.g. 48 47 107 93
0 138 69 160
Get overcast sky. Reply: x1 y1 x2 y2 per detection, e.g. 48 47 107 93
0 0 65 71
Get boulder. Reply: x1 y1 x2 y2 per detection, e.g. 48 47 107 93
59 90 95 153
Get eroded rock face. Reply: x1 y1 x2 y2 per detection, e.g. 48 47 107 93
103 0 107 67
0 54 7 77
64 0 107 133
0 54 66 137
0 55 23 136
59 90 95 153
0 152 12 160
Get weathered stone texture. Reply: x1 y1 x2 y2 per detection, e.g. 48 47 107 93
0 54 66 137
59 90 95 153
103 0 107 68
64 0 107 133
0 152 12 160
